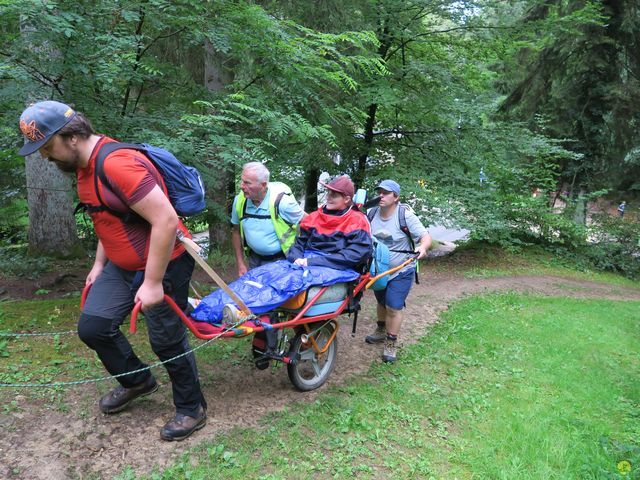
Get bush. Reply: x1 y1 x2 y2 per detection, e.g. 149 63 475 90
582 213 640 279
0 245 52 278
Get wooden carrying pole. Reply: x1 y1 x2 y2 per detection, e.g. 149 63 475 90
176 231 253 317
365 256 417 290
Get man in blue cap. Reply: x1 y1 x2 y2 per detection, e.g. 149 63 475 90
18 100 207 441
365 179 431 362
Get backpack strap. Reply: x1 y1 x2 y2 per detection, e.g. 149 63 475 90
397 205 415 250
238 190 292 222
239 198 271 220
398 204 420 284
238 190 295 252
238 197 271 251
366 206 378 223
273 189 297 239
237 196 249 251
369 204 420 284
274 191 293 225
95 142 142 206
368 205 414 249
93 142 147 222
273 189 299 253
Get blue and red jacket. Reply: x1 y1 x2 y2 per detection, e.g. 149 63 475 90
287 206 372 270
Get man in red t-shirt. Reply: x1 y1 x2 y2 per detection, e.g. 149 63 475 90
18 101 206 441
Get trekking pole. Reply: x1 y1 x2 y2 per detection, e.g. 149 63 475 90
176 231 253 318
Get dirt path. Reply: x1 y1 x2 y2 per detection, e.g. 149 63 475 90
1 269 639 479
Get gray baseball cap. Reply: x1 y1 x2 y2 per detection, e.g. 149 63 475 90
376 179 401 195
18 100 77 156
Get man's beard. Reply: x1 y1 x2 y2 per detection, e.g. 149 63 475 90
50 156 79 173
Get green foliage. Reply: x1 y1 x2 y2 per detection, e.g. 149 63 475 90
0 245 52 278
498 0 640 193
0 0 636 280
182 4 385 194
581 213 640 279
0 124 28 242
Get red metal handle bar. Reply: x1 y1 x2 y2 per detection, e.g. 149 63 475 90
131 294 183 334
80 283 92 310
127 272 376 339
130 295 239 339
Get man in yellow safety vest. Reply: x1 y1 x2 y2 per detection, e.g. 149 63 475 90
231 162 305 277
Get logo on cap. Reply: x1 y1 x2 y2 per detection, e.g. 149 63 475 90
19 119 46 142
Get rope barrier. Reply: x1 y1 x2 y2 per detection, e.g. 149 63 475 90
0 330 76 337
0 321 240 388
26 185 75 193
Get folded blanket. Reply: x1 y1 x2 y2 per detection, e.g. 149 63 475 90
191 259 360 324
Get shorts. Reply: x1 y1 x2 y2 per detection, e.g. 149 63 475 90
373 267 415 310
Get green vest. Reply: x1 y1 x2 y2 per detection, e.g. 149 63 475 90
235 182 298 254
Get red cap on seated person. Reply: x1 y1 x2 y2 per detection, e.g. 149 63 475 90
319 175 354 198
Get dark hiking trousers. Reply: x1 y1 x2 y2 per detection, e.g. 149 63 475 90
248 250 286 270
78 252 206 416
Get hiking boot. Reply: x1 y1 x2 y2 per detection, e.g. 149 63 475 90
160 405 207 441
365 325 387 344
99 376 158 414
382 339 397 363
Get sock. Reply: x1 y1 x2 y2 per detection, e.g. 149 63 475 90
386 333 397 342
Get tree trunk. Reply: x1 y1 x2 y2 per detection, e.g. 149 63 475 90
19 20 81 257
354 23 391 186
25 152 81 256
204 38 235 250
303 167 320 213
355 102 378 187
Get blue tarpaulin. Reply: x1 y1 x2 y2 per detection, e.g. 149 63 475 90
191 258 360 324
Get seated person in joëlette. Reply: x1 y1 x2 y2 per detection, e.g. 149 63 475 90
286 175 372 271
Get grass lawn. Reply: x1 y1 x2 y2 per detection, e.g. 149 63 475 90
430 244 639 288
2 249 638 479
0 298 252 407
108 293 639 479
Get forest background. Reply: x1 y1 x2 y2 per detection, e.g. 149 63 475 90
1 0 639 279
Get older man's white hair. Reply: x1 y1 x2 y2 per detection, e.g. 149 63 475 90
243 162 270 183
